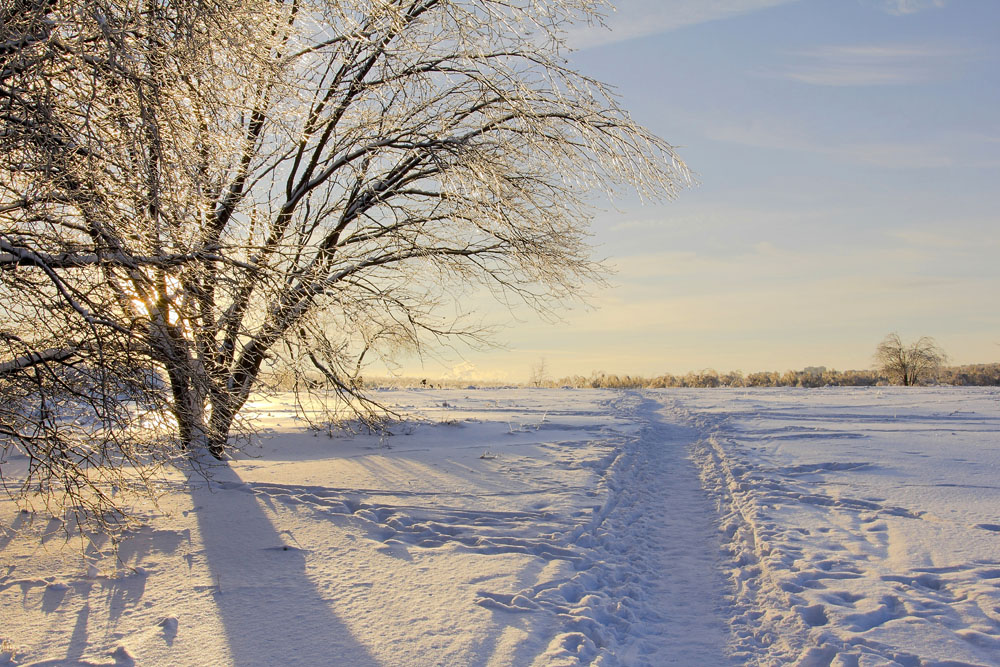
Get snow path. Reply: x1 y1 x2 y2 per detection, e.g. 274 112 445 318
592 394 732 665
494 392 734 665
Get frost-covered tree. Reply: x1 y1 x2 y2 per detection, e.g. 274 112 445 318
0 0 688 521
528 358 550 387
874 333 946 386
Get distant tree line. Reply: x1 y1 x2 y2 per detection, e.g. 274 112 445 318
298 361 1000 390
550 363 1000 389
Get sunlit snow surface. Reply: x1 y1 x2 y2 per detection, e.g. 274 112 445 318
1 388 999 666
673 387 1000 666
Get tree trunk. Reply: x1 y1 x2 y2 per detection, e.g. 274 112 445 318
207 404 235 460
205 379 255 460
167 367 210 452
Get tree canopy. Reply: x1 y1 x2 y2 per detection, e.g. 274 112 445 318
1 0 689 525
874 333 946 386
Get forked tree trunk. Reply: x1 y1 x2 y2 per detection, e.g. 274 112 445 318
164 344 263 460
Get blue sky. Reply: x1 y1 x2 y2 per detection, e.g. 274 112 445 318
407 0 1000 381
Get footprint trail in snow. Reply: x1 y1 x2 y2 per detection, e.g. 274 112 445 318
474 392 733 665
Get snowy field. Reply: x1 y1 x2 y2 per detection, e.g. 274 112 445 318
2 387 999 666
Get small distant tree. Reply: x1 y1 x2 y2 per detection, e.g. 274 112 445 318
874 333 947 386
528 358 550 388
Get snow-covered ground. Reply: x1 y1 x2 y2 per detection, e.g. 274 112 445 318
2 387 999 666
673 387 1000 666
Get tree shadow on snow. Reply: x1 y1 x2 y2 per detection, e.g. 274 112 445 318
193 465 375 666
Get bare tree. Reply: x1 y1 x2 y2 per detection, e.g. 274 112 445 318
528 357 550 387
874 333 947 386
1 0 689 520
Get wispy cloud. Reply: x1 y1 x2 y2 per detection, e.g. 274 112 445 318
710 124 949 168
865 0 947 16
772 43 972 86
887 226 1000 251
705 118 1000 169
566 0 798 49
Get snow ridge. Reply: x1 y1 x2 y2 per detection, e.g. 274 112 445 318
693 430 814 663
